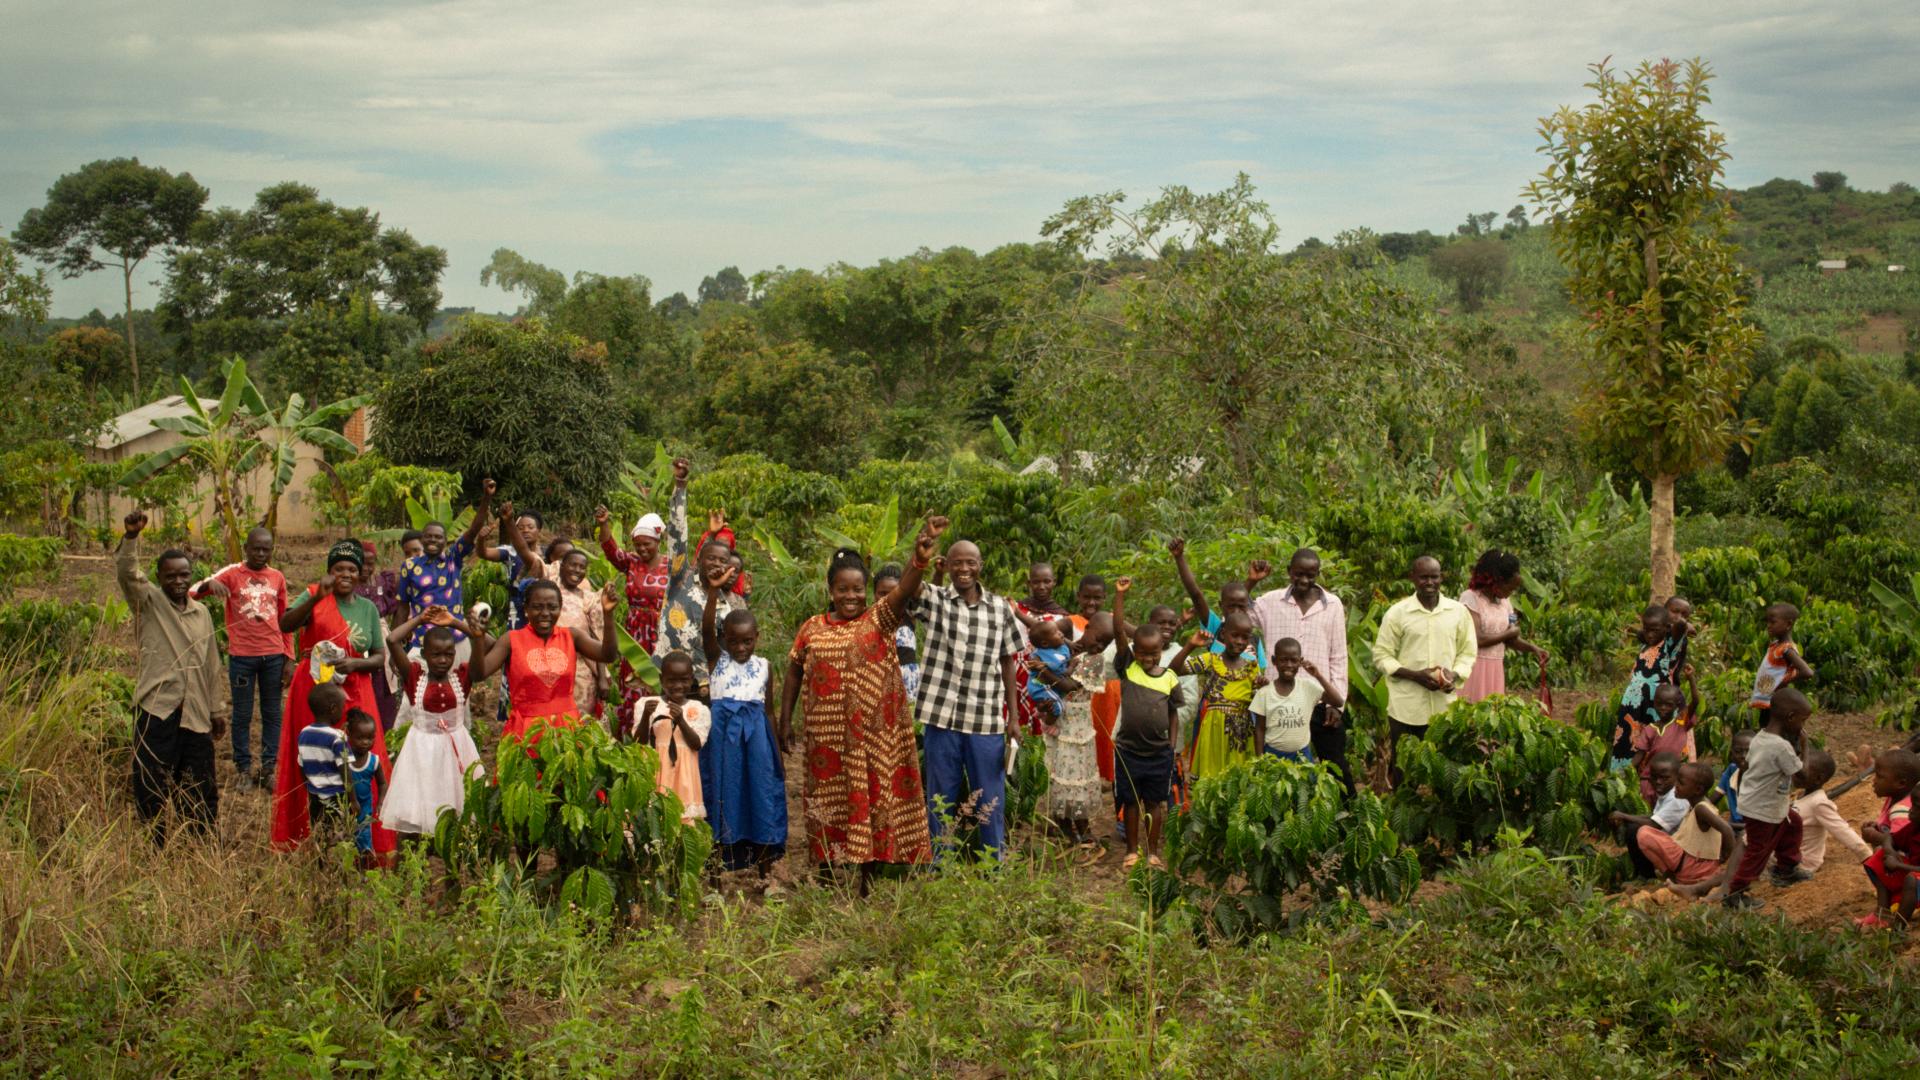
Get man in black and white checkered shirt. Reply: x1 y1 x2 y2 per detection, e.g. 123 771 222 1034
911 538 1022 858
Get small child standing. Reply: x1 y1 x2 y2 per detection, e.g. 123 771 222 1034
1716 729 1754 835
1251 637 1344 764
1613 604 1679 770
380 609 486 837
1110 579 1192 871
297 683 350 836
1182 610 1269 781
873 566 921 704
700 567 788 878
1858 749 1920 928
630 652 710 824
1750 602 1815 709
1725 688 1813 909
1630 669 1699 802
1793 748 1872 874
343 710 383 865
1040 613 1113 855
1611 760 1741 897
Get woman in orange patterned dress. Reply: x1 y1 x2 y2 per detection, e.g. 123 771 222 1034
780 515 947 895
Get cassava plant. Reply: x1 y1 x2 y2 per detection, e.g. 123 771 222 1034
432 722 711 920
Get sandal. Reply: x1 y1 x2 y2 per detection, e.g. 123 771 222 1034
1147 855 1166 870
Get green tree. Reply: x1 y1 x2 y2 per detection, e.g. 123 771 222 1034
1429 239 1511 312
1812 171 1848 194
479 248 568 317
0 237 52 330
259 295 399 406
13 158 207 397
45 326 129 392
1527 58 1762 601
1016 174 1455 514
161 182 447 347
691 319 877 475
371 318 626 521
697 266 749 306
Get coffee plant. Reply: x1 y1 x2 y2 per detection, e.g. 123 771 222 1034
432 722 712 920
1389 695 1645 856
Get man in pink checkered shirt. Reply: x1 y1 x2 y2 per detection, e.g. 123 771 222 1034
1249 548 1353 793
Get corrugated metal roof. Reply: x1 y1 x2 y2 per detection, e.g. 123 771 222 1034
95 395 220 450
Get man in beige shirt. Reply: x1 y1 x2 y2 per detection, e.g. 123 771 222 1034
1371 555 1476 786
117 511 228 844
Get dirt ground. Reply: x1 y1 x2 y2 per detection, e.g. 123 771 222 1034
34 544 1920 939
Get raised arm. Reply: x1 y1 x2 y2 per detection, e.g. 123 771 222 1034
594 505 631 567
457 478 496 550
879 515 948 622
1111 576 1133 641
495 499 544 579
1169 538 1209 627
1169 628 1211 674
471 628 514 682
700 565 734 664
665 459 690 562
280 583 322 633
386 608 431 676
115 512 151 607
567 582 623 665
1300 662 1346 709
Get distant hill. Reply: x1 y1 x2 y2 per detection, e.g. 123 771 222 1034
1727 177 1920 276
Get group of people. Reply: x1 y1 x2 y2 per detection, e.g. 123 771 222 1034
114 469 1920 923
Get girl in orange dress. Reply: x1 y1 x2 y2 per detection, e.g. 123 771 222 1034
473 578 620 749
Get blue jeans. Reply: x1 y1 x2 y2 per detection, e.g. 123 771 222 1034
923 726 1007 860
1265 746 1316 764
228 654 285 773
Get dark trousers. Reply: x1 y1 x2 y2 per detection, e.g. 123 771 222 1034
1386 718 1427 788
133 708 218 846
923 726 1007 860
1310 704 1354 796
1729 810 1803 892
228 654 285 772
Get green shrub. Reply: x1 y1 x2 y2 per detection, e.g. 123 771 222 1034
0 534 62 596
1522 601 1624 687
689 453 844 541
1675 545 1791 608
1475 491 1570 590
841 459 978 522
432 722 711 919
1389 695 1644 855
1158 756 1419 939
1006 737 1049 830
949 472 1062 588
1096 521 1325 618
1311 493 1471 602
0 598 116 679
1804 533 1920 602
1796 597 1907 711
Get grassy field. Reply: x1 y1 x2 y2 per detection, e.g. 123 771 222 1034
5 558 1920 1077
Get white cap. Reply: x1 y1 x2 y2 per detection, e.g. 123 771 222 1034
631 512 666 539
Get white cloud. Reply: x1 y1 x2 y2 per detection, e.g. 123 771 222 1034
2 0 1914 315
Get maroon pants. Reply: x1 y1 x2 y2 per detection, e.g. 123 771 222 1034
1729 810 1803 891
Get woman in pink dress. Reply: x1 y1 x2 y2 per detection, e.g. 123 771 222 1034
1458 549 1548 702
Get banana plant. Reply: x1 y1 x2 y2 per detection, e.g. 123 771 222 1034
814 495 907 570
1870 573 1920 651
118 359 269 562
256 390 372 532
614 624 662 695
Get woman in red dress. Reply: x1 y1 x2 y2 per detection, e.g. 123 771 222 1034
474 578 620 747
271 540 397 856
779 515 946 895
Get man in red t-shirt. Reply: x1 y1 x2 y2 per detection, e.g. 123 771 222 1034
191 527 292 789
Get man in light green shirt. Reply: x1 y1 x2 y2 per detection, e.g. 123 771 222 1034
1371 555 1476 785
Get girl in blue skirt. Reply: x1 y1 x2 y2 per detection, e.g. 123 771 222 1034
700 566 788 877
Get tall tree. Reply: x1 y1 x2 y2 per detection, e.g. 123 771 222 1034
1016 175 1455 514
161 182 446 347
13 158 207 397
0 236 51 330
1527 58 1761 601
1811 171 1848 194
697 266 749 306
479 248 568 317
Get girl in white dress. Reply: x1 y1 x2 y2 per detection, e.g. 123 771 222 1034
380 608 486 836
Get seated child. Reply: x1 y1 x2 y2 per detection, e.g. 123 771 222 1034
1726 688 1812 909
1750 601 1815 709
630 652 710 824
380 610 485 837
1631 668 1699 802
1794 748 1872 873
1251 637 1344 764
1610 760 1742 897
1715 729 1754 835
1858 749 1920 928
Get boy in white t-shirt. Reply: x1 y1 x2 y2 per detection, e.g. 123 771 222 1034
1251 637 1344 764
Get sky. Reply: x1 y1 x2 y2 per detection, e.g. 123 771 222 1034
3 0 1916 318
